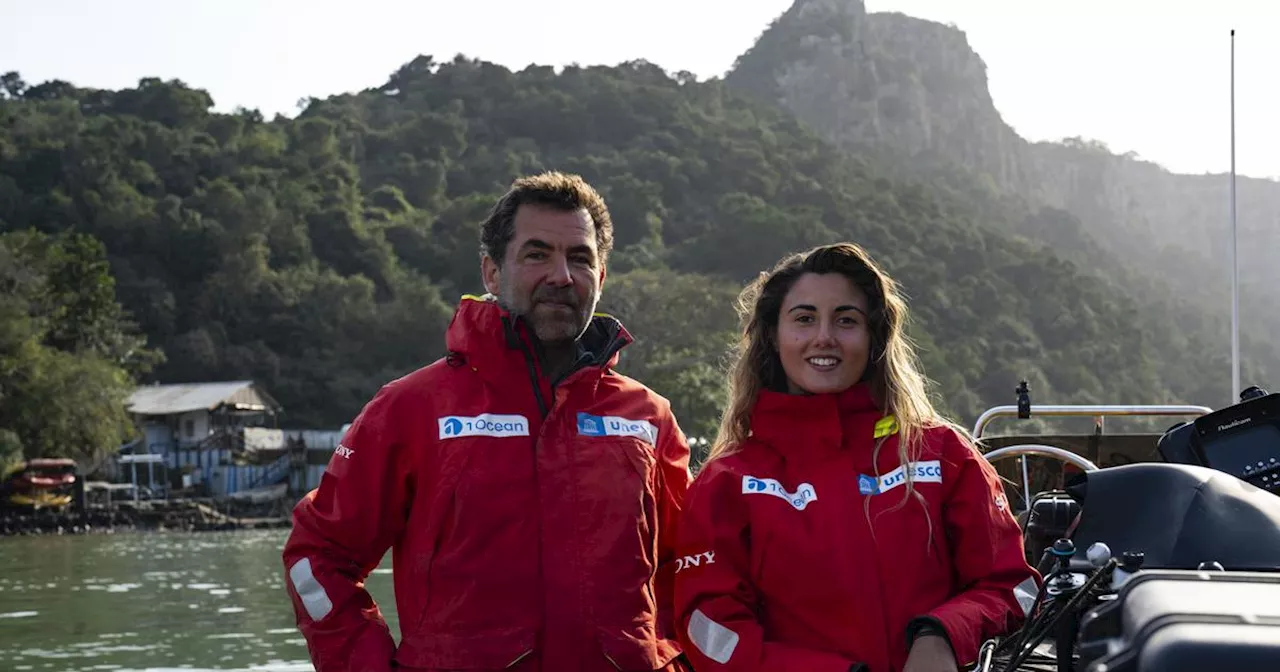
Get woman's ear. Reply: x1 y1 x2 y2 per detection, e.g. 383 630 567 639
861 341 880 382
871 330 888 364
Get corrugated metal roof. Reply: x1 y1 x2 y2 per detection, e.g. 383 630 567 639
126 380 280 415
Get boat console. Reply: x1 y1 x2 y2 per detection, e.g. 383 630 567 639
974 383 1280 671
1156 387 1280 493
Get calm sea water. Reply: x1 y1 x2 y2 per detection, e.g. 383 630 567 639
0 529 397 671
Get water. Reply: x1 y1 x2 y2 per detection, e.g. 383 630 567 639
0 530 397 671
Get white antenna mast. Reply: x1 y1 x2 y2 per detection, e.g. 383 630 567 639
1229 29 1241 404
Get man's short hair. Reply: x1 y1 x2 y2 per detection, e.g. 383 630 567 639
479 171 614 266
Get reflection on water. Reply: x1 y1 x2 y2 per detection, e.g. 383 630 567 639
0 529 396 671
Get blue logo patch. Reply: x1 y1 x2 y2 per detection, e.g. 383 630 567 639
858 474 879 496
443 418 463 436
577 413 606 436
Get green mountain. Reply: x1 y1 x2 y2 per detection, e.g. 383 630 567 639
0 51 1244 463
725 0 1277 403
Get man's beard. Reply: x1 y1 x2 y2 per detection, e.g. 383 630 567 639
500 281 597 345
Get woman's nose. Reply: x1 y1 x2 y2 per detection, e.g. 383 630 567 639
814 320 837 345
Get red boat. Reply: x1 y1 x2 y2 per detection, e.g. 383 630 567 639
1 458 78 509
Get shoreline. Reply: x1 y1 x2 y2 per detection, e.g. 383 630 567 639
1 499 293 537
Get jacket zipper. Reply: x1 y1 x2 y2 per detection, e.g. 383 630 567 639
505 316 550 418
505 316 550 663
520 345 550 419
503 314 628 666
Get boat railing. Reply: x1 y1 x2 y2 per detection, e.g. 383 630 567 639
973 404 1213 511
972 404 1214 439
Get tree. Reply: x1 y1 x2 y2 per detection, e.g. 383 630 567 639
0 230 158 464
600 269 742 454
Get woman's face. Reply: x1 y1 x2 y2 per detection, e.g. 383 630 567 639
774 272 872 395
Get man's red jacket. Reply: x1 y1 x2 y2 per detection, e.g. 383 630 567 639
674 384 1039 672
282 295 693 672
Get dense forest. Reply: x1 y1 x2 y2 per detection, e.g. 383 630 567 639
0 55 1252 464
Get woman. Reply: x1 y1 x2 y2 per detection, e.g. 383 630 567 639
674 243 1039 672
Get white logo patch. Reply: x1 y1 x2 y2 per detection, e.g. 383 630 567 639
741 475 817 510
334 444 354 459
576 412 658 445
859 460 942 496
675 551 716 573
438 414 530 439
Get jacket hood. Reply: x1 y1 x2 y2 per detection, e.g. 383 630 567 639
749 383 895 462
444 293 634 377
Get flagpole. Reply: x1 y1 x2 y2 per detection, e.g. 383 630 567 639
1230 28 1241 403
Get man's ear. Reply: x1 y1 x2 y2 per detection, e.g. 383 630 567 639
597 262 607 291
481 255 501 296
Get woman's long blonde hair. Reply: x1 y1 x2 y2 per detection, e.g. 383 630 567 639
709 243 968 537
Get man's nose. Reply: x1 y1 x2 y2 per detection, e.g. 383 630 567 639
545 255 573 286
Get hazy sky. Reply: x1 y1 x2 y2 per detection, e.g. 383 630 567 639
4 0 1277 178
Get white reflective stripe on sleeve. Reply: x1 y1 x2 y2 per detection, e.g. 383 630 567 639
288 557 334 621
688 608 740 664
1012 576 1039 616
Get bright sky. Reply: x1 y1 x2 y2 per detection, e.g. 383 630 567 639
3 0 1277 178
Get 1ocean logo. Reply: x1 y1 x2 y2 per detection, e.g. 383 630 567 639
576 413 658 445
437 414 530 439
741 475 818 510
858 460 943 495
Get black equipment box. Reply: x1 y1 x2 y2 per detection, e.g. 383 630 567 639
1157 391 1280 493
1077 569 1280 671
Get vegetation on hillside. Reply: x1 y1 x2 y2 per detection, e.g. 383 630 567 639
0 56 1243 463
0 229 159 468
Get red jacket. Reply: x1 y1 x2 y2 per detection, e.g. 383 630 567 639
674 385 1038 672
282 295 693 672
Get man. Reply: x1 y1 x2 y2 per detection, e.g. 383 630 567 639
281 171 694 672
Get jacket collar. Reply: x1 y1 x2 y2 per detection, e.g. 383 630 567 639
444 294 633 383
748 383 891 460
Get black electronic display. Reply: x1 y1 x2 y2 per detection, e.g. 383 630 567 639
1157 389 1280 493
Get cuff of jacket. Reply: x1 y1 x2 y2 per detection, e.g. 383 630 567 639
906 615 953 650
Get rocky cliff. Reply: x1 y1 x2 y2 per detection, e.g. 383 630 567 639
728 0 1031 190
728 0 1277 388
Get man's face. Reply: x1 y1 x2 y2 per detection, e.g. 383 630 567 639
482 204 606 345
